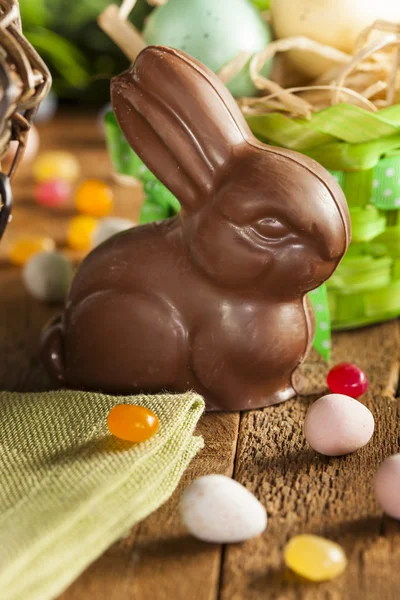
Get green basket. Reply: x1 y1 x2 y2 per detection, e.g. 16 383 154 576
247 102 400 330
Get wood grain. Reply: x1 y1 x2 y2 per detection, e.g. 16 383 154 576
0 272 240 600
0 112 241 600
2 113 400 600
221 321 400 600
59 413 240 600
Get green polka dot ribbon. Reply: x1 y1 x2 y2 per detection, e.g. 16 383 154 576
371 155 400 210
308 284 331 361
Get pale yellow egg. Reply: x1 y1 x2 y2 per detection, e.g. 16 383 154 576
271 0 400 79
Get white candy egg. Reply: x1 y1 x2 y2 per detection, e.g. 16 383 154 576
92 217 135 247
180 474 267 543
304 393 374 456
375 454 400 520
271 0 400 79
22 251 73 303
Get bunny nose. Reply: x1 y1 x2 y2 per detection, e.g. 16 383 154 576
312 222 349 263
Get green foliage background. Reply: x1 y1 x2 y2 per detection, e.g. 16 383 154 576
19 0 152 103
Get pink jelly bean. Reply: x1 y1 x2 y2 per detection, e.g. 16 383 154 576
34 179 72 209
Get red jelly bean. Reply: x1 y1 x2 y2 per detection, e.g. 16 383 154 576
327 363 368 398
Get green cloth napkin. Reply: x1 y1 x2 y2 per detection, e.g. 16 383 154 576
0 390 205 600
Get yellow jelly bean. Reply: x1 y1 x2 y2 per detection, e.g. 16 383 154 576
67 216 98 251
284 534 347 582
75 179 114 217
9 236 55 267
33 151 80 183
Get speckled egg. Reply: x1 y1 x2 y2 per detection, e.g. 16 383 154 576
375 454 400 520
22 251 74 303
304 393 374 456
180 474 267 543
143 0 273 97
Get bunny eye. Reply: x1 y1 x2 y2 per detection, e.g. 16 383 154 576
253 217 289 239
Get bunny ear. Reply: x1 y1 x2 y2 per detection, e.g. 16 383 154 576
111 46 252 209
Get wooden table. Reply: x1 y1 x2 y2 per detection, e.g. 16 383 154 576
1 113 400 600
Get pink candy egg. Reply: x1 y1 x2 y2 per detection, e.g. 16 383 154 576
304 393 374 456
34 179 72 209
375 455 400 519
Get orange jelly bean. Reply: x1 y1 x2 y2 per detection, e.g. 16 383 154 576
67 215 98 251
107 404 159 443
75 179 114 218
8 236 55 266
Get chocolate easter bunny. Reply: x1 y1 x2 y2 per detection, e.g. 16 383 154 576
41 46 350 411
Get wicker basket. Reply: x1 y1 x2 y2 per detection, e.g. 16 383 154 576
0 0 51 240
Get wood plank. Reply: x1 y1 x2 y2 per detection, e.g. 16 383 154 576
0 269 54 391
0 111 144 392
0 269 239 600
0 112 240 600
4 111 400 599
59 412 239 600
221 321 400 600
